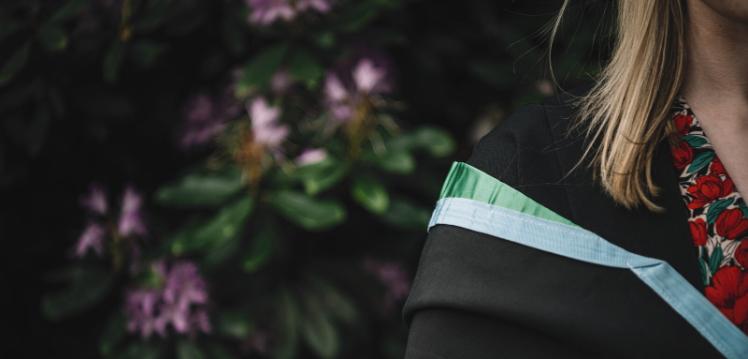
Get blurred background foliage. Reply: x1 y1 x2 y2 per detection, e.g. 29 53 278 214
1 0 609 358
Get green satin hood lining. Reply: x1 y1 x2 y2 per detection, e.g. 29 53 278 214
438 162 577 227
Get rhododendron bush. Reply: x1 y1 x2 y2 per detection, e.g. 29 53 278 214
3 0 598 357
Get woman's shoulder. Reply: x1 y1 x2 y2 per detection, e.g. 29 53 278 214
465 83 593 220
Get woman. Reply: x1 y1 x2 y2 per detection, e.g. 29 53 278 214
402 1 748 358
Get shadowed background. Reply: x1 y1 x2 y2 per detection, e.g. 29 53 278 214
1 0 607 357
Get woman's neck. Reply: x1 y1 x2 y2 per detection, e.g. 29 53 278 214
682 0 748 198
683 1 748 106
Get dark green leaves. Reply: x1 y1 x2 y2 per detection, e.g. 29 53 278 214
240 43 289 91
708 246 723 275
390 126 456 158
268 190 345 230
169 196 254 256
351 176 389 214
697 257 708 286
116 343 163 359
176 341 205 359
42 267 114 321
38 25 68 51
131 40 166 68
50 0 88 23
242 224 275 273
408 127 456 157
374 149 415 174
156 166 245 208
293 158 349 196
100 313 126 357
288 49 324 89
682 135 708 148
685 150 715 175
300 297 339 359
103 41 125 83
217 311 254 339
379 198 431 229
273 290 300 359
367 126 455 175
707 198 733 224
309 277 358 325
0 42 30 86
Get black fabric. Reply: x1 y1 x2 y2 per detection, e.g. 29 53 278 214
402 85 724 358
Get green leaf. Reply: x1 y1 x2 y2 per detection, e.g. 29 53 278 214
217 311 254 339
0 42 30 86
169 197 253 256
375 149 415 174
708 246 724 275
351 176 389 214
682 135 708 148
38 25 68 51
410 127 455 157
268 190 346 231
204 344 235 359
685 150 715 175
116 343 162 359
0 19 21 42
156 166 244 208
130 40 165 68
42 268 114 321
706 198 733 224
380 198 430 229
103 41 124 83
740 203 748 218
273 290 300 359
242 224 275 273
287 50 323 89
50 0 88 22
697 257 708 286
301 292 339 359
130 0 170 32
100 312 126 357
314 32 336 48
310 277 358 325
294 158 349 196
177 341 205 359
240 43 288 91
338 1 385 33
389 126 455 157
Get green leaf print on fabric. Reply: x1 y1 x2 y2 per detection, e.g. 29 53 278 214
686 151 715 175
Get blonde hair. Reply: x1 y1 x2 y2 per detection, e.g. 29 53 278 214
551 0 687 211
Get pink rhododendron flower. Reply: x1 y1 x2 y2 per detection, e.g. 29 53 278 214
246 0 331 26
75 222 106 258
248 97 289 149
125 260 211 338
118 186 147 237
295 148 327 166
324 56 392 123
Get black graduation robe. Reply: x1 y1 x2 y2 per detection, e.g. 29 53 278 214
401 87 748 358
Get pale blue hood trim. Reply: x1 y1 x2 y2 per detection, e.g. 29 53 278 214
428 161 748 358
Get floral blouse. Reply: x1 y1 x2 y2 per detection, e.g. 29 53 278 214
669 98 748 334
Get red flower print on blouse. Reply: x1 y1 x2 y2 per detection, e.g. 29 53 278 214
670 98 748 335
671 141 693 171
711 157 726 176
686 175 734 210
716 208 748 240
689 218 708 246
673 114 693 135
705 266 748 331
736 240 748 269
